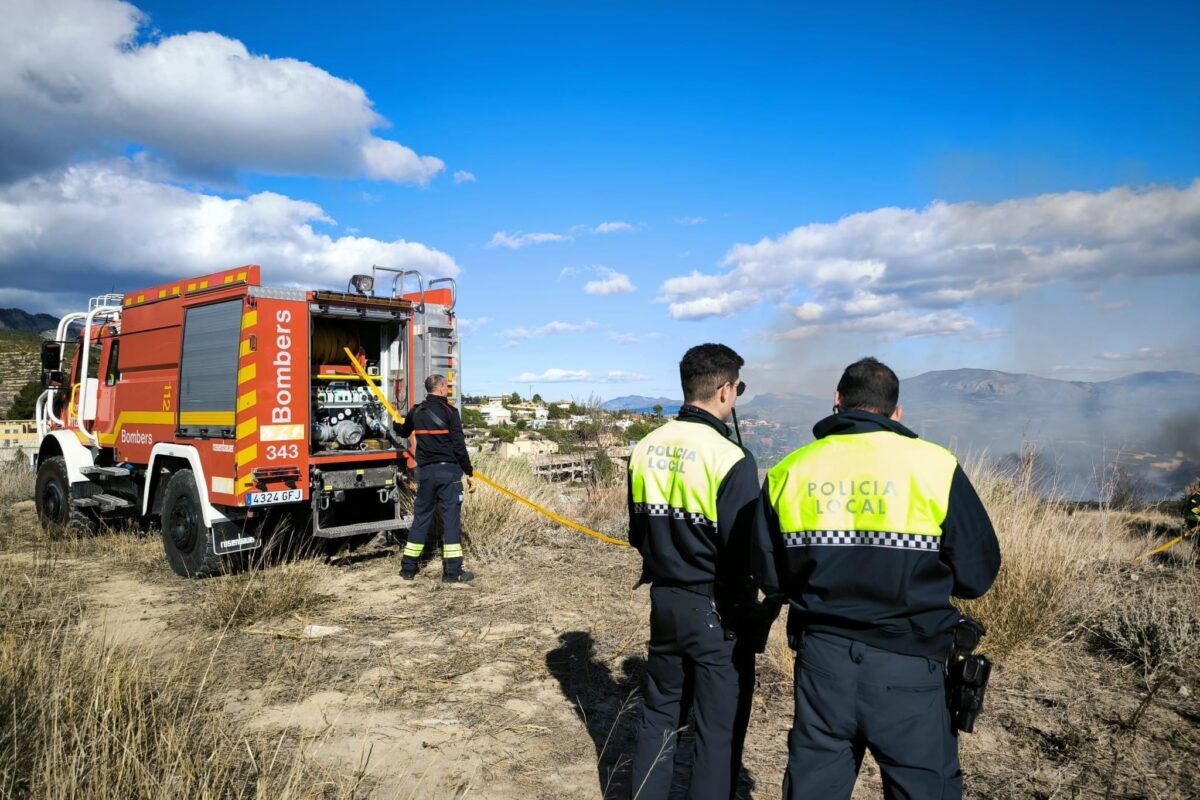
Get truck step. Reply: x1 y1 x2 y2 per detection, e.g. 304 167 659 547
313 515 413 540
80 466 131 478
83 493 134 512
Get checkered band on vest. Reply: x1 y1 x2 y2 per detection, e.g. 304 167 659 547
632 502 715 528
782 530 941 551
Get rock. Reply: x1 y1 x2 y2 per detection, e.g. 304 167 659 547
301 624 344 638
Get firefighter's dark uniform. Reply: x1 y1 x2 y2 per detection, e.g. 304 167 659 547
628 405 767 800
761 410 1000 800
397 394 474 577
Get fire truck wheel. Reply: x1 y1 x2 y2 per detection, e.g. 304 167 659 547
160 469 223 578
35 456 92 535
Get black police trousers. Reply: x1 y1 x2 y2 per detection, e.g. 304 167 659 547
630 585 755 800
401 463 464 575
784 631 961 800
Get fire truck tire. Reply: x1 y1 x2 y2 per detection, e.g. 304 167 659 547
160 469 223 578
35 456 92 535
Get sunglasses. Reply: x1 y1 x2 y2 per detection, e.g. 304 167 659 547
726 380 746 397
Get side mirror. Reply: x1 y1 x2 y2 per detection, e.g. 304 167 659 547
40 340 61 372
42 370 65 388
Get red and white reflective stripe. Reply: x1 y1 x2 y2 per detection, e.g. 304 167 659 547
413 429 450 435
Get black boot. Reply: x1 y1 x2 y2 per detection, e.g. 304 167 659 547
400 556 419 581
442 569 475 584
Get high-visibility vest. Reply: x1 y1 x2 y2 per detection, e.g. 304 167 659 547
766 430 957 550
630 419 746 523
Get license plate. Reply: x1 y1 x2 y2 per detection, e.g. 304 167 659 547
246 489 303 507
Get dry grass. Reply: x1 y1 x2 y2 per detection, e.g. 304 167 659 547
0 458 33 549
579 481 629 539
0 553 362 799
0 457 31 507
198 559 330 630
955 457 1143 665
462 454 561 557
1093 570 1200 677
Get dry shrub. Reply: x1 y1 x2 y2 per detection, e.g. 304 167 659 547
0 458 33 549
0 457 32 508
580 481 629 538
198 560 329 630
0 554 358 799
956 456 1142 665
1094 573 1200 676
462 454 560 557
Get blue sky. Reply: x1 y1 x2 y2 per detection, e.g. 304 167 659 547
1 0 1197 399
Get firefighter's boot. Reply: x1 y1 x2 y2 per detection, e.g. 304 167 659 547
442 568 474 584
400 539 424 580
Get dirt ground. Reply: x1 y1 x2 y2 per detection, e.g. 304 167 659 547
5 496 1198 799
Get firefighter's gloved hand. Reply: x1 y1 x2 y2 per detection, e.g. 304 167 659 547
466 476 476 494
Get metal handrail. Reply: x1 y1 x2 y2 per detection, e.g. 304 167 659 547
370 265 426 310
390 270 425 311
428 277 457 311
74 303 122 446
35 390 61 439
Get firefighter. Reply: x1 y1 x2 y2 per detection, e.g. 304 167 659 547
628 343 776 800
761 357 1001 800
397 374 476 583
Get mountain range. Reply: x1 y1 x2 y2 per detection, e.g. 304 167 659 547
0 308 57 335
738 369 1200 499
601 396 681 414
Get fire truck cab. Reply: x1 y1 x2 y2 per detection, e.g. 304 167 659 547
33 265 460 577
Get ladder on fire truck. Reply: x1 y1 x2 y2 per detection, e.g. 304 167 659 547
370 267 460 407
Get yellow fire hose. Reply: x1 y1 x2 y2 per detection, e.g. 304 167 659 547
1134 528 1196 561
344 348 628 549
344 348 404 424
472 472 631 548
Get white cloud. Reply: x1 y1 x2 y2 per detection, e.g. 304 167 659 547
512 368 649 383
501 320 597 341
1096 347 1167 361
535 320 598 335
659 181 1200 342
665 290 759 320
790 302 825 322
487 231 569 249
0 160 458 285
676 216 706 226
0 0 443 185
593 221 635 234
584 267 636 295
457 316 491 335
769 309 989 342
606 331 663 345
453 170 477 184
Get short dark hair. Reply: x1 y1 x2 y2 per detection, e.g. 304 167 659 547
836 357 899 416
425 374 447 393
680 344 744 403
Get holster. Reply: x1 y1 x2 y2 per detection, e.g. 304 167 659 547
945 614 992 734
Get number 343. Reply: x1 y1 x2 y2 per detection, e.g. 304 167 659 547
266 444 299 461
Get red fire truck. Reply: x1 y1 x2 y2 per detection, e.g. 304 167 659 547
33 265 460 577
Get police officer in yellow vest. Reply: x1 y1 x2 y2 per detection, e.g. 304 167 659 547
628 344 776 800
762 357 1000 799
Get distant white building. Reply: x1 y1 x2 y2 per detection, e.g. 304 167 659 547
465 400 512 427
509 402 549 421
496 437 559 459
